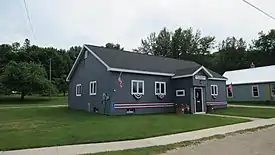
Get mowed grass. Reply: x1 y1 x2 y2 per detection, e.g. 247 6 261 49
0 95 67 107
0 107 248 151
213 107 275 118
89 125 275 155
229 101 275 107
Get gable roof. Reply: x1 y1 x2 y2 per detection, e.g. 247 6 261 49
66 44 226 81
172 66 213 79
85 44 200 74
223 65 275 85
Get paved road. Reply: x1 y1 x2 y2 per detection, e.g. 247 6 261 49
161 126 275 155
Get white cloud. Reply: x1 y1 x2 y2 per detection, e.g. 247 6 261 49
0 0 274 50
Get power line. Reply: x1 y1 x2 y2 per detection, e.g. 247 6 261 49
23 0 36 40
242 0 275 20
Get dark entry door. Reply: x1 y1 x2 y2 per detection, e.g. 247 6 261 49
194 88 203 113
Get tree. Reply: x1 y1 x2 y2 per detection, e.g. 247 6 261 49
11 42 20 52
23 39 31 51
216 37 248 74
134 32 157 55
154 27 172 57
105 43 124 50
198 36 215 55
250 29 275 67
68 46 82 61
171 28 184 59
54 75 68 96
0 44 13 74
0 61 55 100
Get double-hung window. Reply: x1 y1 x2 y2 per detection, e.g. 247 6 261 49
227 87 233 98
90 81 97 95
252 85 259 97
131 80 144 95
271 84 275 97
155 82 166 95
211 85 218 96
76 84 82 96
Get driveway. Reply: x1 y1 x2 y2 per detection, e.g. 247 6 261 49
160 126 275 155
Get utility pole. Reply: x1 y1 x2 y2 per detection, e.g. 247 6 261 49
49 58 52 99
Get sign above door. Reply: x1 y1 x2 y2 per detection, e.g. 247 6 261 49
195 75 206 80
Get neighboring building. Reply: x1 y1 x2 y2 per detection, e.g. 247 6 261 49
223 65 275 102
66 44 227 115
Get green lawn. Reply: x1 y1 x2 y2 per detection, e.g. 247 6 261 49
213 107 275 118
229 101 275 107
0 95 67 107
88 125 275 155
0 107 248 151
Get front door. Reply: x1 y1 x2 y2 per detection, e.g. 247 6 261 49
194 87 203 113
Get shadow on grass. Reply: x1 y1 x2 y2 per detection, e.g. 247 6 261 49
229 101 275 106
0 95 67 105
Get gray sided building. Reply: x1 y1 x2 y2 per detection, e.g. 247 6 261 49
223 65 275 102
66 44 228 115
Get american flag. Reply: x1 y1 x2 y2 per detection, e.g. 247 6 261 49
228 83 233 92
118 72 123 88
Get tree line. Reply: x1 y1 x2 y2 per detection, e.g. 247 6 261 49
134 27 275 74
0 28 274 99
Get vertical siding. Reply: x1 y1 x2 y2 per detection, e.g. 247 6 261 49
68 49 111 114
68 51 227 115
109 72 174 115
206 80 227 104
193 71 207 87
227 83 268 101
270 83 275 101
266 84 270 101
172 77 193 108
192 71 207 113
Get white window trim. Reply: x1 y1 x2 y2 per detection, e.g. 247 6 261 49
76 84 82 96
194 87 205 114
89 81 97 95
131 80 144 95
252 85 260 97
176 90 185 97
227 87 233 98
155 81 166 95
210 85 218 96
271 84 275 97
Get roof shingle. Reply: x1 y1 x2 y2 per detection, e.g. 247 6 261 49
83 44 225 78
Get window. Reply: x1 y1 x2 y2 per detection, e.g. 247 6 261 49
227 87 233 98
211 85 218 96
131 80 144 95
176 90 185 97
252 85 259 97
271 84 275 97
90 81 97 95
155 82 166 95
126 108 135 114
76 84 82 96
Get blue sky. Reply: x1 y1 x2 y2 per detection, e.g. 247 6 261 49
0 0 274 50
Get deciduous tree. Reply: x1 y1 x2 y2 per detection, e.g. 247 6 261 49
0 61 55 100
